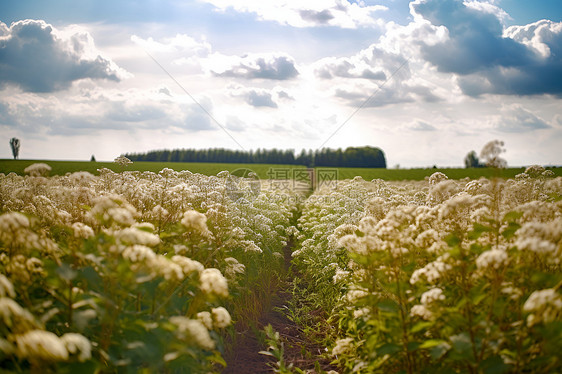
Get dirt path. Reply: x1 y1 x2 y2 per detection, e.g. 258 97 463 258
222 238 337 373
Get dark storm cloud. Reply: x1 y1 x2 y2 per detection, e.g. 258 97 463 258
213 54 299 80
0 20 123 93
412 0 562 96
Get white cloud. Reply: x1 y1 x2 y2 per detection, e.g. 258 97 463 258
0 20 127 92
200 0 387 28
210 52 299 80
0 86 217 136
228 85 279 108
131 34 211 68
409 120 436 131
491 104 551 133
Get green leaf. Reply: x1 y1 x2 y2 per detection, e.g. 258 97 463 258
407 341 421 352
57 360 99 374
501 222 521 239
482 355 510 374
473 292 488 306
503 211 523 222
419 339 448 349
376 343 401 356
207 353 227 367
445 234 461 247
355 229 365 237
411 321 432 334
469 223 492 240
430 343 451 361
376 300 399 313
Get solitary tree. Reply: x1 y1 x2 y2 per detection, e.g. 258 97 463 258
464 150 482 168
9 138 20 160
480 140 507 168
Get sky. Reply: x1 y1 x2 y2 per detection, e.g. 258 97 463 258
0 0 561 167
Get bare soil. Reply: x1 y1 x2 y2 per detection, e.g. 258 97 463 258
222 240 337 374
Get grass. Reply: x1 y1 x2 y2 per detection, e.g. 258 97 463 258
2 159 560 181
326 166 562 181
0 159 307 180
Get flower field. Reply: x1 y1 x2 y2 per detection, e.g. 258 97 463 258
0 166 299 372
294 167 562 373
1 163 562 373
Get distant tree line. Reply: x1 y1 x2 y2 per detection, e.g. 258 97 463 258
125 146 386 168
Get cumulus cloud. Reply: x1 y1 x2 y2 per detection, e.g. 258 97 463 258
276 89 294 101
211 53 299 80
491 105 551 133
0 87 215 135
200 0 387 28
411 0 562 96
131 34 211 68
228 85 279 108
314 56 387 80
0 20 126 92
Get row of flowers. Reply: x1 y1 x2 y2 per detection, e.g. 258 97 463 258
0 166 300 372
293 166 562 373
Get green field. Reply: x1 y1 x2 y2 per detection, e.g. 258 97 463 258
329 166 562 180
1 159 560 181
0 159 307 180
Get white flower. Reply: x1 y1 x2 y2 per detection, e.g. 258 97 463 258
171 255 204 275
244 240 263 253
212 307 232 328
0 338 15 355
332 338 354 356
224 257 245 278
0 274 15 298
476 249 508 270
346 288 369 303
523 288 562 326
199 268 228 297
122 245 157 262
148 256 184 281
169 317 214 350
410 254 452 285
197 311 213 330
60 333 91 362
114 155 132 167
71 222 94 239
0 297 37 332
353 307 370 319
410 304 432 320
428 172 448 185
181 210 209 234
23 163 52 177
421 287 445 305
116 227 160 246
15 330 69 361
